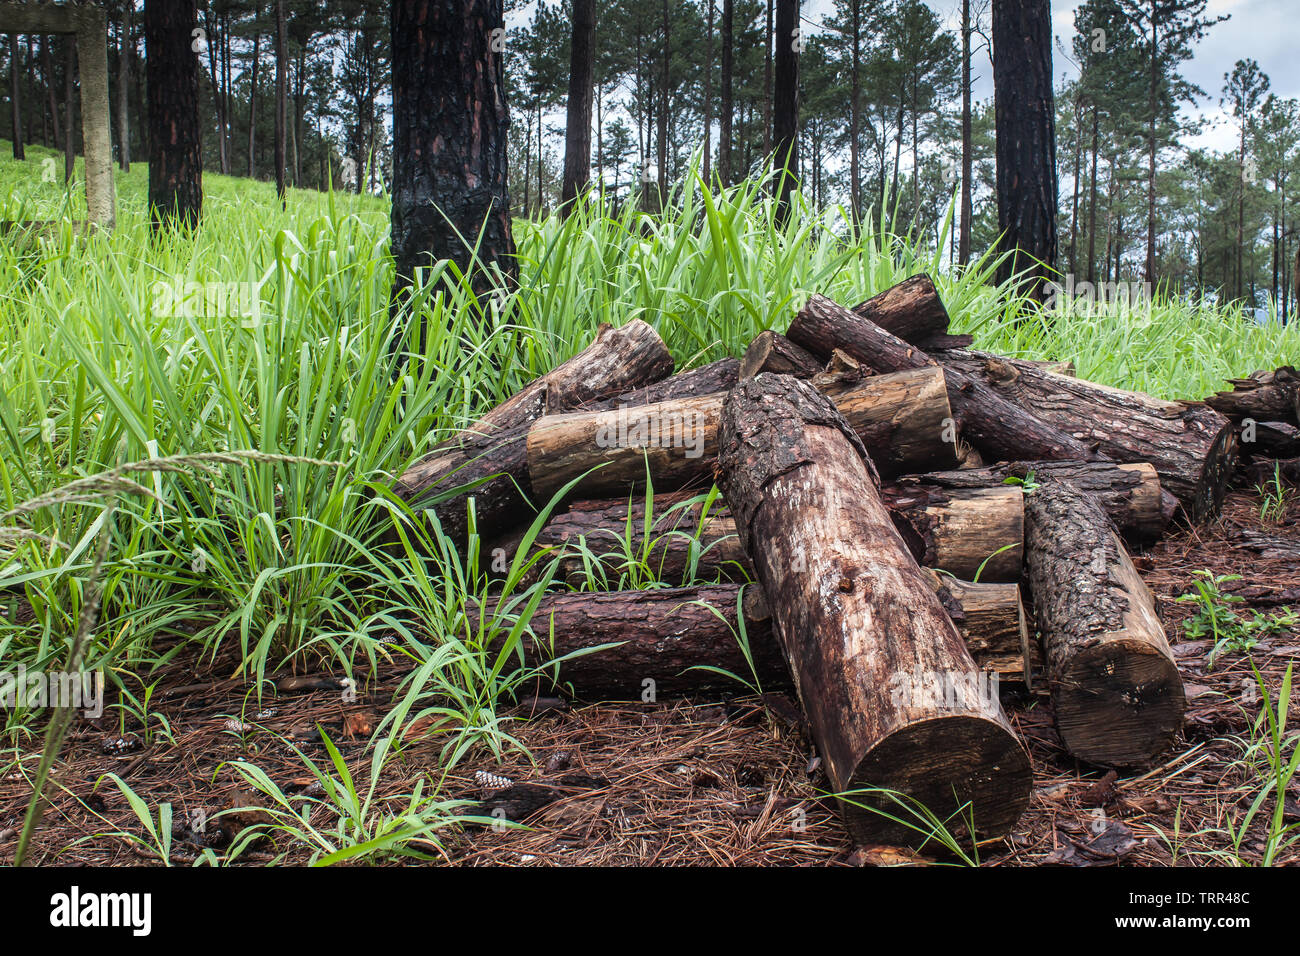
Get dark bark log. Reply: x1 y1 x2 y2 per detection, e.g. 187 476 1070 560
715 374 1031 845
1246 421 1300 460
145 0 202 229
515 483 1024 586
1205 367 1299 427
525 365 957 503
909 460 1171 544
936 350 1239 521
739 331 821 379
391 0 515 299
491 578 1034 700
787 293 1094 463
1024 476 1185 768
991 0 1057 297
582 358 738 413
847 274 951 346
560 0 595 216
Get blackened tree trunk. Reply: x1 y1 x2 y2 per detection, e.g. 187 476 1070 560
959 0 972 265
42 37 61 152
118 4 132 171
63 38 75 182
771 0 798 214
718 0 733 186
145 0 202 229
992 0 1057 298
560 0 596 217
274 0 287 204
246 25 260 178
7 35 22 160
390 0 516 311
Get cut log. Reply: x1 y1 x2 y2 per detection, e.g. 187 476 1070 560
715 373 1031 845
453 318 673 441
788 294 1096 463
906 460 1171 544
936 349 1237 520
1240 420 1300 460
1205 366 1300 426
848 273 951 346
1024 476 1185 768
524 365 957 502
495 578 1035 699
739 330 822 379
508 483 1024 586
583 358 739 412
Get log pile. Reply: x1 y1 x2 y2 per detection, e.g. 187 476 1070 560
391 273 1293 847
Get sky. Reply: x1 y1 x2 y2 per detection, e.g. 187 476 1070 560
801 0 1294 153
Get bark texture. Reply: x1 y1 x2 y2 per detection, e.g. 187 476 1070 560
937 349 1238 520
1024 476 1185 767
716 374 1031 845
145 0 202 228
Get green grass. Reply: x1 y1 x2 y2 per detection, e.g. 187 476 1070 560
1 140 1297 863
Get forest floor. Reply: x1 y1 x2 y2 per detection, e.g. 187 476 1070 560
3 480 1297 867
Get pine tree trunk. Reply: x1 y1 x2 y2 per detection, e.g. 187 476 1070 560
118 5 132 171
145 0 202 229
992 0 1057 298
7 35 22 160
390 0 516 304
560 0 595 216
771 0 798 215
246 27 260 178
274 0 286 203
63 38 75 182
718 0 732 186
42 36 61 152
959 0 972 265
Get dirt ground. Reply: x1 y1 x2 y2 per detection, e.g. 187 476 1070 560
2 483 1297 867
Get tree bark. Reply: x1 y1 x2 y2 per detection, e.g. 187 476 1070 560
525 364 958 503
41 36 60 153
118 4 132 170
935 349 1239 520
991 0 1057 298
715 374 1030 845
8 35 22 160
739 330 821 379
560 0 595 216
145 0 203 229
1204 367 1300 426
787 293 1095 463
911 460 1171 544
63 36 75 181
846 273 952 347
771 0 798 214
718 0 732 186
246 25 260 178
394 320 673 543
390 0 515 304
514 482 1024 586
959 0 972 265
1024 476 1185 767
274 0 287 204
492 577 1034 700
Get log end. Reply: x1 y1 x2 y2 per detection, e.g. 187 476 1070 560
840 715 1032 847
1053 639 1186 768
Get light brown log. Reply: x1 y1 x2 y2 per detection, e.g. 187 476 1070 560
494 578 1035 699
907 460 1171 544
716 373 1031 845
739 330 823 379
936 349 1238 521
513 484 1023 585
1024 476 1185 768
524 365 958 502
788 293 1096 463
